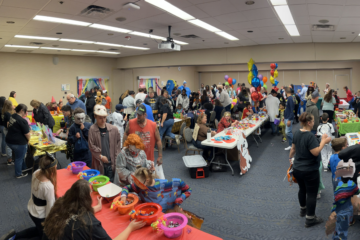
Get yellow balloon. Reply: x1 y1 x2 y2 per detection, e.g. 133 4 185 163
270 76 275 84
247 58 254 71
274 70 278 78
248 72 253 84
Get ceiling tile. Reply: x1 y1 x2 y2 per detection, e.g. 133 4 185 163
166 0 194 8
188 0 218 4
307 4 344 17
342 6 360 17
196 0 238 17
2 0 49 10
336 24 360 32
297 24 312 35
0 17 29 27
182 6 210 19
229 0 271 11
338 18 360 25
252 18 282 28
311 31 334 36
346 0 360 5
237 29 265 38
92 0 130 12
0 25 22 32
0 31 18 37
293 16 310 25
45 24 87 37
37 10 96 23
252 38 275 44
292 36 312 42
196 17 232 31
332 35 356 42
0 6 38 19
215 12 249 24
289 4 308 17
238 39 257 46
241 8 277 21
256 25 286 33
73 0 97 4
312 35 333 42
307 0 343 4
17 27 53 35
42 0 91 16
226 21 256 31
287 0 307 4
68 27 109 39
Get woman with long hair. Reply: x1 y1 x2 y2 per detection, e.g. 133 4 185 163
9 91 18 108
30 99 55 131
205 85 213 99
0 98 12 163
5 104 30 178
217 111 237 133
289 112 331 227
42 179 145 240
306 86 314 101
322 89 335 123
200 90 210 106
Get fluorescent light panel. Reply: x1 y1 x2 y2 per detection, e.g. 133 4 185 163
95 42 123 47
71 49 96 52
122 45 150 50
215 32 239 41
274 5 295 25
145 0 195 21
188 19 221 32
97 51 120 54
15 35 59 41
5 45 39 49
173 40 188 45
40 47 70 50
90 24 131 33
33 15 90 26
270 0 287 5
285 25 300 36
60 38 94 44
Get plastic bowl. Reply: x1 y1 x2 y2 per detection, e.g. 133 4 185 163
160 213 188 239
81 169 100 181
134 203 162 225
112 194 139 215
88 175 110 192
71 161 86 174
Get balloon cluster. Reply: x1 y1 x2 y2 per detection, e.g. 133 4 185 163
269 63 279 87
247 58 263 103
224 75 237 87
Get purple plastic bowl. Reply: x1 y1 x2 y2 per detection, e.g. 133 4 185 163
71 161 86 174
160 213 188 239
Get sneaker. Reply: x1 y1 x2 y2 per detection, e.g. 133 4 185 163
300 208 306 217
285 146 292 151
175 135 180 145
324 169 328 172
16 173 28 179
7 160 14 166
1 153 6 157
0 229 16 240
305 216 323 228
281 138 287 143
317 193 321 199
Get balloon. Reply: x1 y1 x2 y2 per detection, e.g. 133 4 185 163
251 91 259 102
274 70 278 78
252 64 258 77
270 63 276 69
258 74 263 80
260 80 264 87
250 87 256 93
251 77 260 88
224 75 229 81
270 70 274 76
256 86 261 92
270 76 275 84
232 78 236 85
263 84 267 90
275 63 278 69
274 80 279 86
225 82 229 86
227 78 232 85
248 58 254 71
263 76 268 83
248 72 253 84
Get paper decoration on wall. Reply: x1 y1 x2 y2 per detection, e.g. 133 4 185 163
137 76 161 95
61 84 70 91
237 132 252 176
77 77 109 97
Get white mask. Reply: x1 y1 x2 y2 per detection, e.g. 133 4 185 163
74 113 86 125
129 145 140 156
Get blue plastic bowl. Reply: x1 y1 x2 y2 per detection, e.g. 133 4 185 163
81 169 100 181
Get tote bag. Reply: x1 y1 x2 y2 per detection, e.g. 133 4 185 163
74 130 89 153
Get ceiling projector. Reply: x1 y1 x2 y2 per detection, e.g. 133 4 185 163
158 26 180 51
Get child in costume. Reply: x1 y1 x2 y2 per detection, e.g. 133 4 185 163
95 91 106 105
317 112 335 171
277 102 286 143
328 138 347 191
331 159 359 240
112 104 127 148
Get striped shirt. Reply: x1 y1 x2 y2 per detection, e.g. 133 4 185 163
332 180 360 212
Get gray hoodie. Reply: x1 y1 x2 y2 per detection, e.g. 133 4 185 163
306 100 319 131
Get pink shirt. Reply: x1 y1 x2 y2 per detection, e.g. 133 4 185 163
346 89 353 102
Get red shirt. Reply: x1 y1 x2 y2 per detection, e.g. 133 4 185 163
128 119 157 161
217 117 235 133
346 90 353 102
242 108 250 119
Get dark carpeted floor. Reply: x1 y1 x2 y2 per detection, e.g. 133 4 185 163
1 122 360 240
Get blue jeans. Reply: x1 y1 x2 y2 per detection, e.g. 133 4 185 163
333 206 353 240
284 119 293 146
159 119 175 139
7 143 27 177
270 122 279 134
298 100 306 115
0 126 5 154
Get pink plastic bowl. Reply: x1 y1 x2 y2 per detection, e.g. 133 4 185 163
160 213 188 239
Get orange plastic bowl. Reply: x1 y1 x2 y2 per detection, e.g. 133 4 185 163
134 203 163 225
112 194 139 215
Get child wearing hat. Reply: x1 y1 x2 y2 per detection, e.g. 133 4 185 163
112 104 127 148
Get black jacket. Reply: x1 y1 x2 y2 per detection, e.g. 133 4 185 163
86 96 96 115
33 103 55 128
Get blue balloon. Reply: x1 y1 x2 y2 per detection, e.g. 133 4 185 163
275 63 278 69
274 79 279 86
251 77 260 88
232 78 236 85
252 64 258 77
260 80 264 87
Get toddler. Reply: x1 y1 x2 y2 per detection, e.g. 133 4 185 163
317 112 335 171
277 102 286 142
328 138 347 191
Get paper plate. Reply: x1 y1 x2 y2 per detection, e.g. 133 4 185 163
98 183 122 198
224 139 236 143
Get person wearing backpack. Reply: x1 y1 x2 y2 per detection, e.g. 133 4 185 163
68 108 92 167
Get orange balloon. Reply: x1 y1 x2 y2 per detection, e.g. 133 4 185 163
263 76 268 83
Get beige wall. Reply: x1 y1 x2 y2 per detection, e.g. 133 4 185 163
0 53 117 111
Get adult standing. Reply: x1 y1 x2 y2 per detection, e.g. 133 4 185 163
0 97 6 157
298 83 308 113
200 90 210 107
134 88 147 106
218 85 232 112
124 104 162 164
123 90 136 115
159 99 180 144
8 91 18 108
200 83 205 94
294 89 300 123
322 89 336 123
30 100 55 131
88 105 121 182
214 99 224 121
178 81 191 97
6 104 30 178
265 90 280 135
289 112 331 227
237 87 250 116
103 90 112 115
0 99 13 164
205 85 213 99
85 91 96 123
306 91 320 134
119 90 129 104
176 89 190 111
323 83 330 95
66 93 86 113
344 86 353 103
144 91 159 120
284 88 295 151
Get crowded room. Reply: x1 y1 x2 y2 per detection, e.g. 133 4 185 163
2 0 360 239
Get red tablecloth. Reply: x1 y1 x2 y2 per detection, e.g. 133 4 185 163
56 169 222 240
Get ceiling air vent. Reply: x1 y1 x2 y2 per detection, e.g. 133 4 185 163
30 42 44 45
312 25 335 31
181 34 200 39
15 50 33 53
79 5 113 18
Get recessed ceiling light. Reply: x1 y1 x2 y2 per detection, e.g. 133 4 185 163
245 1 255 5
90 24 131 33
122 45 150 50
340 37 346 39
15 35 59 41
188 19 221 32
6 21 15 24
60 38 94 44
40 47 70 51
95 42 123 47
33 15 91 26
115 17 127 22
145 0 195 21
97 51 120 54
71 49 96 52
56 32 62 35
319 19 329 24
215 31 239 41
108 33 114 36
278 38 284 40
247 30 253 33
5 45 39 49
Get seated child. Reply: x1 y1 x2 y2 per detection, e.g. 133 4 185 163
241 102 254 120
176 103 185 114
276 102 286 142
331 159 360 239
328 138 347 191
192 97 201 111
317 112 335 171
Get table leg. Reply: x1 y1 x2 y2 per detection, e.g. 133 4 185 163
225 150 234 176
208 147 216 165
252 135 259 147
256 134 262 143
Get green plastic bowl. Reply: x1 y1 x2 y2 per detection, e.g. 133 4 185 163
88 175 110 192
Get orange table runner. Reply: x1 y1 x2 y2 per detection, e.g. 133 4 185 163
56 169 222 240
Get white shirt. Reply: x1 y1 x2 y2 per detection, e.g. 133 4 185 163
317 122 335 139
219 91 232 107
265 95 280 122
28 169 55 219
112 112 125 137
134 92 147 105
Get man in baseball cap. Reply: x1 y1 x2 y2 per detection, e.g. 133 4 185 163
134 100 154 122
